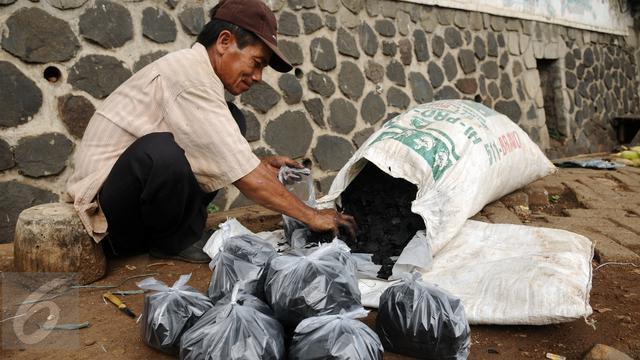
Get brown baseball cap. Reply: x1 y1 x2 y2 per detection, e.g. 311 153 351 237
212 0 293 73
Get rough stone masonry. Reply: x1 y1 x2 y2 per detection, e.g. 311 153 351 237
0 0 639 243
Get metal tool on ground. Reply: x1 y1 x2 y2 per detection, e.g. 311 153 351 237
103 292 136 318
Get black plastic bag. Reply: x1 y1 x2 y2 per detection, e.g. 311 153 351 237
137 274 213 354
264 239 362 328
179 287 285 360
289 308 383 360
376 273 471 359
207 234 277 303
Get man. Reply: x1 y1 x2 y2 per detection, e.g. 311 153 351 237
66 0 355 263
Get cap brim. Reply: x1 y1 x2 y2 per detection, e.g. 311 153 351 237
255 34 293 73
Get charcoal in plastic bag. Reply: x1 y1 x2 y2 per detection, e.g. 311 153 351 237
278 166 314 248
137 274 213 354
179 287 285 360
207 233 277 303
264 239 362 328
289 308 384 360
376 273 471 359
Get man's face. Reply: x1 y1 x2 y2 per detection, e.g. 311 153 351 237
217 38 272 95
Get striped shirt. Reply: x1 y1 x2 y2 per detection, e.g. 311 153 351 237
65 43 260 243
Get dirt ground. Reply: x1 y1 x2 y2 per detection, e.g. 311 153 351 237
1 162 640 359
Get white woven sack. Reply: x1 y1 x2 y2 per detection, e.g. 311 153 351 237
318 100 556 267
359 220 594 325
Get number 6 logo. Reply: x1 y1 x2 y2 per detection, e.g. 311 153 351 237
12 279 63 345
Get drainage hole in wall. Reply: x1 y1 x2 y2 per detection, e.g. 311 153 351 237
44 66 62 83
294 68 303 79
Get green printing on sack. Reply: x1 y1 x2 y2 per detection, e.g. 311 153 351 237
371 123 459 182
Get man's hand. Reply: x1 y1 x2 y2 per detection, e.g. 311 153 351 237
306 209 357 241
260 156 303 177
235 163 357 241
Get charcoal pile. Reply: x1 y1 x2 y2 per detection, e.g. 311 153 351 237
310 162 424 279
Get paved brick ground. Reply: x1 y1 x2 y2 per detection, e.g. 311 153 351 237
476 158 640 264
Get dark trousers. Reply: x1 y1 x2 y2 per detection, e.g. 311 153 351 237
100 102 246 257
99 132 216 256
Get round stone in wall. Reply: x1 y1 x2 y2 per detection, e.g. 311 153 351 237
387 86 410 109
432 35 445 57
481 61 499 79
494 100 521 122
15 133 74 178
458 49 476 74
318 0 340 13
241 109 261 142
265 111 313 158
0 138 14 171
337 28 360 59
133 50 169 73
240 81 281 113
455 78 478 95
473 36 486 60
365 60 384 83
444 27 462 49
57 94 95 139
0 0 17 4
435 85 460 100
442 53 458 81
303 98 325 127
342 0 364 14
178 7 205 36
487 32 498 57
1 8 80 63
583 48 594 67
46 0 88 9
302 12 323 34
278 11 300 36
500 74 513 99
316 175 336 195
353 128 375 149
310 37 337 71
0 61 42 128
409 72 433 104
313 135 355 171
361 91 385 124
68 55 132 99
398 38 412 65
307 70 336 97
565 71 577 89
0 181 58 244
382 41 397 56
142 7 177 44
359 22 378 57
386 59 406 86
79 0 133 49
278 73 303 104
328 98 357 134
413 29 429 62
338 61 365 100
278 40 304 65
374 19 396 37
428 61 444 89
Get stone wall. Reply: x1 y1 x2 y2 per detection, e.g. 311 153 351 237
0 0 638 243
